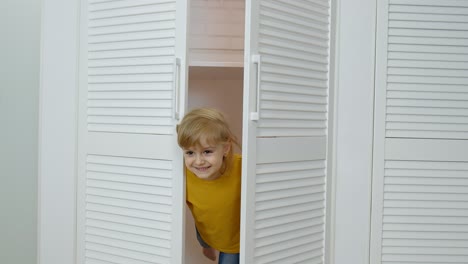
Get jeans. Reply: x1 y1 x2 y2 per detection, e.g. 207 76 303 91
218 251 240 264
196 228 240 264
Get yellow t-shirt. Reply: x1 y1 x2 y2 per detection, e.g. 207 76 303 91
186 154 242 253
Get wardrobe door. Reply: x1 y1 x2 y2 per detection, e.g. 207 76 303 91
241 1 332 263
371 1 468 263
76 1 188 263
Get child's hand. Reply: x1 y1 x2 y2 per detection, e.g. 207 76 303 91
202 247 217 261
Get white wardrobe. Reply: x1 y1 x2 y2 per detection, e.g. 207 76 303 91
38 0 468 264
369 1 468 263
76 0 332 264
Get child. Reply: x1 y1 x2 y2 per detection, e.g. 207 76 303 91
176 108 241 264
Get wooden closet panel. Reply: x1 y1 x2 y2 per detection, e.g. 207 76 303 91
257 0 329 137
254 160 326 263
78 0 187 263
385 0 468 139
84 155 173 264
372 1 468 263
382 159 468 263
242 1 331 263
87 0 177 135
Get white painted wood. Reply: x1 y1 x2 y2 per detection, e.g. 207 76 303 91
371 0 468 263
76 1 187 263
87 133 174 160
38 0 79 264
241 0 331 263
257 137 326 164
369 1 389 263
385 1 468 140
385 138 468 162
241 0 259 261
240 0 259 261
324 1 338 263
332 0 377 264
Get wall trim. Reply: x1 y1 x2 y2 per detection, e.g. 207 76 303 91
38 1 80 263
331 0 377 263
325 0 338 263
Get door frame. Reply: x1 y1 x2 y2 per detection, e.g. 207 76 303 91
328 0 377 264
38 0 79 263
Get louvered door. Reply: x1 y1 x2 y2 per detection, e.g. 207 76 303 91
77 1 187 263
241 1 331 263
371 1 468 263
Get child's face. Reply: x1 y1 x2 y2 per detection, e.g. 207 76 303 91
183 138 230 181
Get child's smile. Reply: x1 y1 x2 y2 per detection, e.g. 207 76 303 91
183 138 230 180
194 166 210 172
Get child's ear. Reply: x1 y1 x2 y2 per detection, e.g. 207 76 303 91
223 141 231 155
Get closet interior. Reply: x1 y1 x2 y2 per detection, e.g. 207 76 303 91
185 0 245 263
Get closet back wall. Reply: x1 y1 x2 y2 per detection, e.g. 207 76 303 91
184 67 243 264
185 1 245 262
189 0 245 67
188 67 244 152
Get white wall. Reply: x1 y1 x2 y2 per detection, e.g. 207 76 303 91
0 0 41 263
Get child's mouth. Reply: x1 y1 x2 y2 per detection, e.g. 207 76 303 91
196 166 210 172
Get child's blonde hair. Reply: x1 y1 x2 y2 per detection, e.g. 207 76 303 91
176 108 239 171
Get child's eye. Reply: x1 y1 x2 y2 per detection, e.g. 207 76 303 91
185 151 194 156
203 150 213 154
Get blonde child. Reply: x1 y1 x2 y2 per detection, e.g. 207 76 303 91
176 108 241 264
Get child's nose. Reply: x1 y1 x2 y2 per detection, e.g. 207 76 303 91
195 155 204 164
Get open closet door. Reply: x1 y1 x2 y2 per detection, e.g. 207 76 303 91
241 1 331 263
76 1 187 263
371 0 468 263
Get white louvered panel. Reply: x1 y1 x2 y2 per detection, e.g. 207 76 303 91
381 160 468 264
87 0 176 134
89 1 175 19
253 160 326 264
257 0 330 137
385 0 468 139
85 155 172 264
242 1 330 262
